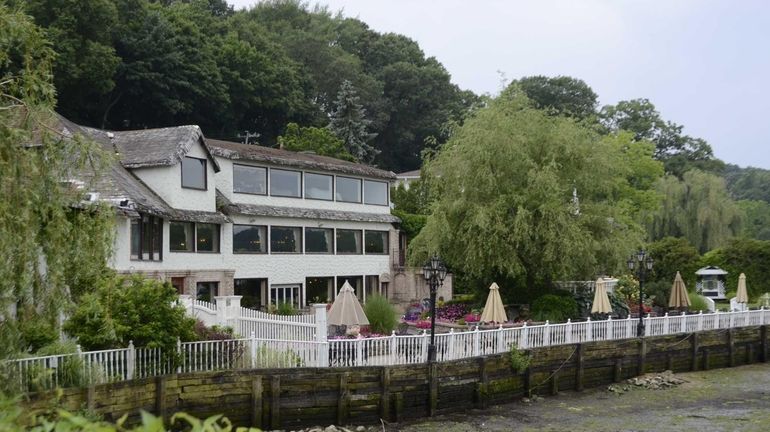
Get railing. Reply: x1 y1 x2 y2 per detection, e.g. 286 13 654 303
235 307 317 341
4 308 768 392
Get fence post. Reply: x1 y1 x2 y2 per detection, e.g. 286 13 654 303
448 328 456 360
250 331 257 369
421 330 429 362
389 331 397 363
313 304 329 367
697 310 704 332
497 325 504 353
127 341 136 380
76 344 86 385
663 313 670 335
729 310 734 329
543 321 550 347
586 317 593 342
176 338 182 374
627 314 633 339
645 313 651 336
565 319 572 344
521 323 529 349
607 316 613 340
473 326 481 356
214 295 242 328
355 338 364 367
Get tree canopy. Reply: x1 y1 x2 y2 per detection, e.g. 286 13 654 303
516 75 598 121
409 89 657 296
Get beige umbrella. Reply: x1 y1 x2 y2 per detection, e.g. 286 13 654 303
668 271 691 309
327 281 369 326
591 278 612 314
736 273 749 304
480 282 508 323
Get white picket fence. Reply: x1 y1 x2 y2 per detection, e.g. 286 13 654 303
5 308 769 392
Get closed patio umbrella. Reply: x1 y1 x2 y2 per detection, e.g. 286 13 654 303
591 278 612 314
327 281 369 326
736 273 749 304
668 271 691 309
480 282 508 323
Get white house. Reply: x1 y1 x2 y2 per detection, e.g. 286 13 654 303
57 116 450 310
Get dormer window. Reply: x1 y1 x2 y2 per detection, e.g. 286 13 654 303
181 156 207 190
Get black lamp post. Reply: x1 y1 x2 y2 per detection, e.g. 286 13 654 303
627 250 654 337
422 254 447 363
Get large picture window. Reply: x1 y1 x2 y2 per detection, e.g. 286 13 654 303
233 164 266 195
181 156 207 190
196 223 220 252
233 225 267 253
336 177 361 203
305 227 333 253
170 221 194 252
270 169 301 197
271 226 302 253
364 180 388 205
364 230 388 254
169 221 219 253
130 213 163 260
305 173 333 200
336 229 362 254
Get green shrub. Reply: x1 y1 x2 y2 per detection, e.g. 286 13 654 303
689 293 710 312
16 310 58 354
364 295 398 334
531 294 578 323
275 302 297 316
644 280 672 308
509 347 531 373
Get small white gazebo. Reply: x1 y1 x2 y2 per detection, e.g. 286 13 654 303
695 266 728 299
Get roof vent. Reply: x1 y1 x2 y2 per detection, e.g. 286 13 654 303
84 192 100 202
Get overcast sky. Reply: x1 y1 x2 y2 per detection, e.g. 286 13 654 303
229 0 770 169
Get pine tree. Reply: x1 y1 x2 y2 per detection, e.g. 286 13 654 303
328 80 379 163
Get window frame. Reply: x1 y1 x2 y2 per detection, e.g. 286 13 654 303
304 172 334 201
232 163 268 196
195 223 221 254
233 224 268 254
304 227 334 254
269 168 303 198
335 176 362 203
364 230 389 255
169 221 195 253
336 229 363 255
270 226 303 254
363 180 389 206
130 213 163 261
181 156 207 190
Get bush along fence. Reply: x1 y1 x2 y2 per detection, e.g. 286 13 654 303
4 308 770 393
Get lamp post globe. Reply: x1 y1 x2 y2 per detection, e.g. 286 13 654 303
422 254 447 363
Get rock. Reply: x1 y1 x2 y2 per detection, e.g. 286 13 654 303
522 397 531 403
356 427 366 432
324 426 338 432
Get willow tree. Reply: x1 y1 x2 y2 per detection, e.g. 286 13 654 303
647 170 742 253
409 89 661 296
0 5 113 356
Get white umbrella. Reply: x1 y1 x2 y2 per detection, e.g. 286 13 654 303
327 281 369 326
480 282 508 323
736 273 749 304
591 278 612 314
668 271 691 309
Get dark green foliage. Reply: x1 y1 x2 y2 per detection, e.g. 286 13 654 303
509 347 530 373
724 164 770 204
392 210 427 240
516 75 598 121
736 200 770 240
16 312 58 354
364 294 398 334
647 237 701 287
275 301 297 316
643 280 673 308
574 290 630 319
701 238 770 300
328 80 378 163
391 179 430 215
278 123 354 161
64 275 197 351
689 293 710 312
531 294 578 323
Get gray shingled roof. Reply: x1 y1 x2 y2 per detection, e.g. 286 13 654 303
396 169 421 178
111 126 221 172
208 139 396 180
216 190 400 224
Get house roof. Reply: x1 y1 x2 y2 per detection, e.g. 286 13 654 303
216 190 400 224
396 169 421 178
208 139 396 180
696 266 728 276
107 126 221 172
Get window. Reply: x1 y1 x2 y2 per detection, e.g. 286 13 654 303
270 169 301 197
170 221 219 253
233 164 266 195
271 226 302 253
170 221 194 252
336 229 362 254
336 177 361 203
305 227 333 253
196 281 219 302
305 173 333 200
196 223 220 253
365 230 388 254
364 180 388 205
130 213 163 261
181 156 207 190
233 225 267 253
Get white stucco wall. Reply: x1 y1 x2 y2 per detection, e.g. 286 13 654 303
132 142 217 212
215 157 392 214
111 214 393 287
